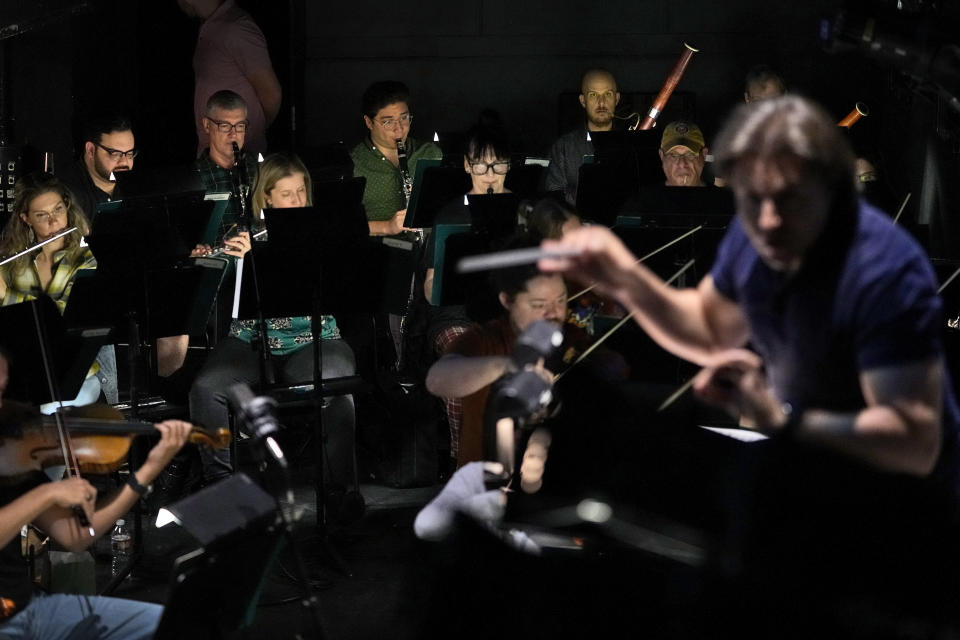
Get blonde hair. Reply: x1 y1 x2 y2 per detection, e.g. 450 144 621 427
251 153 313 217
0 172 90 276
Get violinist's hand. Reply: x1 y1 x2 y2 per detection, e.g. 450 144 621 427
221 230 251 258
45 477 98 523
190 244 213 257
538 226 640 303
692 349 786 432
139 420 193 483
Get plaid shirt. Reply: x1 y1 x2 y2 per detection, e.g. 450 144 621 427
1 245 96 313
195 150 259 239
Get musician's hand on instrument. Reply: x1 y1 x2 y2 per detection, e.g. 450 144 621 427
45 478 97 519
693 349 784 431
141 420 193 480
190 244 212 257
539 227 639 298
386 209 416 236
222 230 251 258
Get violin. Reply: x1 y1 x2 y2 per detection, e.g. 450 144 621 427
0 401 230 479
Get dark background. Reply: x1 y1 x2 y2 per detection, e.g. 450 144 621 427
2 0 959 241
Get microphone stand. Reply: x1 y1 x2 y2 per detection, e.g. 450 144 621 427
233 141 275 391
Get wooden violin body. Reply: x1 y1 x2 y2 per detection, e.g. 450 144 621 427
0 401 229 478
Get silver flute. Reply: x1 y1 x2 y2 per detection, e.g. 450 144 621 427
203 227 268 257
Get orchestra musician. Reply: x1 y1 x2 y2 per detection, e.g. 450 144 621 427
0 173 103 409
179 0 282 156
149 90 258 381
349 80 442 238
426 235 624 468
0 347 193 640
545 68 621 205
743 64 787 103
349 81 442 369
658 120 709 187
189 153 357 493
540 95 960 615
58 113 139 405
421 115 512 466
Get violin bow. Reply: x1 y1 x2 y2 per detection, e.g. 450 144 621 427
30 302 95 537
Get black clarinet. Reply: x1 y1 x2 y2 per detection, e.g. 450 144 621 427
395 138 418 374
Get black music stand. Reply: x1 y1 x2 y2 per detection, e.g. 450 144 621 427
74 196 225 591
403 160 471 229
435 194 520 319
153 473 309 639
0 296 110 406
237 189 377 551
576 130 664 226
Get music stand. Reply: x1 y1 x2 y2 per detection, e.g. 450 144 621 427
154 473 305 639
403 160 471 229
238 189 376 556
112 164 205 201
0 296 110 406
434 195 520 315
73 197 226 591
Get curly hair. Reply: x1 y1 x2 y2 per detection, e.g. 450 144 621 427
0 172 90 277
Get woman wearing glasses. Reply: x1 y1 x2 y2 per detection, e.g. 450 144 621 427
420 114 514 468
189 153 359 512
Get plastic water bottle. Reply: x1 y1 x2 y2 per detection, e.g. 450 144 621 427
110 519 131 578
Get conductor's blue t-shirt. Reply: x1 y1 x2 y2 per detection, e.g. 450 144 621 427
711 200 960 490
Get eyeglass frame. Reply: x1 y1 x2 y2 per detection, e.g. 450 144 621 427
374 114 413 129
205 118 250 134
662 149 701 162
467 160 511 175
27 200 68 224
94 142 139 161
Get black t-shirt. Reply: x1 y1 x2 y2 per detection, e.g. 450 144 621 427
0 472 47 614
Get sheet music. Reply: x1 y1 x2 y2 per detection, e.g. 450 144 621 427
232 256 244 318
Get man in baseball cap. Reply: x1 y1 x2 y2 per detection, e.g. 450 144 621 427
659 120 708 187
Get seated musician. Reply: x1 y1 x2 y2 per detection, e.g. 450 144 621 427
421 114 512 466
151 89 256 380
743 64 786 103
0 347 193 639
545 68 621 205
0 173 103 409
658 120 709 187
426 235 623 468
540 95 960 616
189 153 357 492
349 81 442 238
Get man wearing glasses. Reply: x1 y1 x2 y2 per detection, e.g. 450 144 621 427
179 0 281 155
658 120 708 187
349 81 441 237
546 68 622 205
195 89 259 226
61 114 137 225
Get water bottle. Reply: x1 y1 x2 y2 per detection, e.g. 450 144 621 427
110 519 132 578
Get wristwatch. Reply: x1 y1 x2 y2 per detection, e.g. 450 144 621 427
126 474 153 498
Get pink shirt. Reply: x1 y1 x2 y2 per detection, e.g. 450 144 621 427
192 0 273 154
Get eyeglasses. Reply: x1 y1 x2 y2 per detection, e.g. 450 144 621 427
207 118 249 134
95 143 139 161
468 161 510 175
375 114 412 129
663 151 699 162
29 201 67 224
